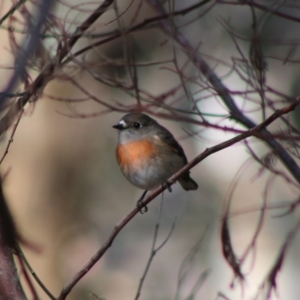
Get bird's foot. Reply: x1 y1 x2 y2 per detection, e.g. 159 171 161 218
136 190 148 214
162 181 172 193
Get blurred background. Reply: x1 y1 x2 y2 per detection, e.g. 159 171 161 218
0 0 300 299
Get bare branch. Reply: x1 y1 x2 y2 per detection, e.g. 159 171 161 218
221 218 244 282
0 0 27 26
0 109 24 164
0 181 26 300
0 0 115 136
255 217 300 299
16 245 56 300
0 0 55 111
134 197 176 300
218 0 300 24
147 0 300 185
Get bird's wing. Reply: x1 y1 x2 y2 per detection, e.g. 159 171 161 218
155 127 188 164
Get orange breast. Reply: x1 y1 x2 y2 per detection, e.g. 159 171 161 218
116 140 155 170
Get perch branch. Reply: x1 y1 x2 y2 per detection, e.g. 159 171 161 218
58 99 300 300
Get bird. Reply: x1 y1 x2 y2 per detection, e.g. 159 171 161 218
113 113 198 212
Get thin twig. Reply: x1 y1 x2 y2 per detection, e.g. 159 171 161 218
0 181 26 300
218 0 300 24
0 109 24 164
254 216 300 299
62 0 212 65
135 196 176 300
175 226 209 300
16 244 56 300
0 0 115 136
240 175 273 264
16 253 39 300
147 0 300 185
0 0 54 111
0 0 27 26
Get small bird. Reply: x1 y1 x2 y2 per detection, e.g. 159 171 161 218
113 113 198 211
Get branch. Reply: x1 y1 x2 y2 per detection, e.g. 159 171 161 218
62 0 213 65
255 216 300 299
0 181 27 300
218 0 300 24
134 198 176 300
175 227 210 300
16 244 56 300
58 99 300 300
0 109 24 164
0 0 54 111
147 0 300 185
0 0 27 26
0 0 115 136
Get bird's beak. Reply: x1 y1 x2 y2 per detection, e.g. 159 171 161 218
113 124 125 130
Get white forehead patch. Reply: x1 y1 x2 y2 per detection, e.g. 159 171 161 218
119 119 126 126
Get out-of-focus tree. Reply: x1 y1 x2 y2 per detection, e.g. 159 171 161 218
0 0 300 299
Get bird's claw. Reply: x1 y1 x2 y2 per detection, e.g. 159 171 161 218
136 199 148 214
163 182 172 193
136 190 148 214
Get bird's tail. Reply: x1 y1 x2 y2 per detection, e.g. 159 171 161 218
179 173 198 191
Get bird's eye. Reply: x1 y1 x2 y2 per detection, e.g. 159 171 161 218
133 122 141 129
